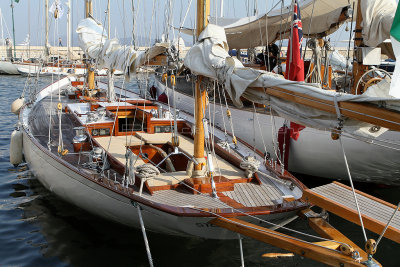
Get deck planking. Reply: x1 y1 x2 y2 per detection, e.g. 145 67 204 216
309 183 400 231
223 182 281 207
27 87 294 212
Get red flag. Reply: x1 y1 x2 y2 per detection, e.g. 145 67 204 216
289 121 305 141
286 0 305 140
285 0 304 81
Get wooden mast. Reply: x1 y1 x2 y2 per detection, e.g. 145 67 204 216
85 0 95 90
351 0 368 94
192 0 210 177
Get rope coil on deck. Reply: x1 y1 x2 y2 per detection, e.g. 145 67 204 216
136 164 160 196
240 156 261 178
136 164 160 180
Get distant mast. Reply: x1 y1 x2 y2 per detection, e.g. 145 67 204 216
106 0 116 102
0 9 4 44
67 0 71 60
107 0 111 39
45 0 49 59
10 0 16 59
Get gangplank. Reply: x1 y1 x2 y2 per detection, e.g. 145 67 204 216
211 213 376 267
211 181 400 266
304 182 400 244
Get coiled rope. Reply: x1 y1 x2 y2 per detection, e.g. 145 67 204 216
136 163 160 196
240 156 261 178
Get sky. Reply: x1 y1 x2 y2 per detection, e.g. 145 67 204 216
0 0 367 48
0 0 279 46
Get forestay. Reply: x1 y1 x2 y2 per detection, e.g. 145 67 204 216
184 24 400 138
76 18 168 79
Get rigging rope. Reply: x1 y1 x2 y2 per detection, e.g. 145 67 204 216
334 94 368 242
376 201 400 246
339 138 368 242
188 206 354 255
238 233 245 267
137 204 154 267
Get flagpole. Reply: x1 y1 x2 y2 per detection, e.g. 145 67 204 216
287 0 295 79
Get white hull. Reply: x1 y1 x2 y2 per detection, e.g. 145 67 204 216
154 78 400 185
17 64 111 76
0 60 19 74
19 77 299 239
17 64 88 76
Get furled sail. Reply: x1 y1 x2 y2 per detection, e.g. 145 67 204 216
181 0 396 50
76 18 168 79
224 0 352 49
360 0 397 47
184 24 400 137
179 0 351 49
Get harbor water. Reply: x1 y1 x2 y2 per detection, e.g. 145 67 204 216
0 75 399 267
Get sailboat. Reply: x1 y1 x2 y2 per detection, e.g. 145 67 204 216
15 0 107 77
0 6 19 75
151 0 400 185
10 1 400 265
10 0 309 241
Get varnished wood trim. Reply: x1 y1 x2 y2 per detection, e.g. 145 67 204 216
211 217 369 267
258 86 400 131
299 209 369 262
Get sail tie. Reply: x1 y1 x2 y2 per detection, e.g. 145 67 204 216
126 149 138 186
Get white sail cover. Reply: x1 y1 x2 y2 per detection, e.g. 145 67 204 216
223 0 351 49
185 24 400 137
181 0 396 50
76 18 168 79
361 0 397 47
176 0 351 49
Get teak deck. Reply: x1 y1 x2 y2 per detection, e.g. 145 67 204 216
28 86 307 217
